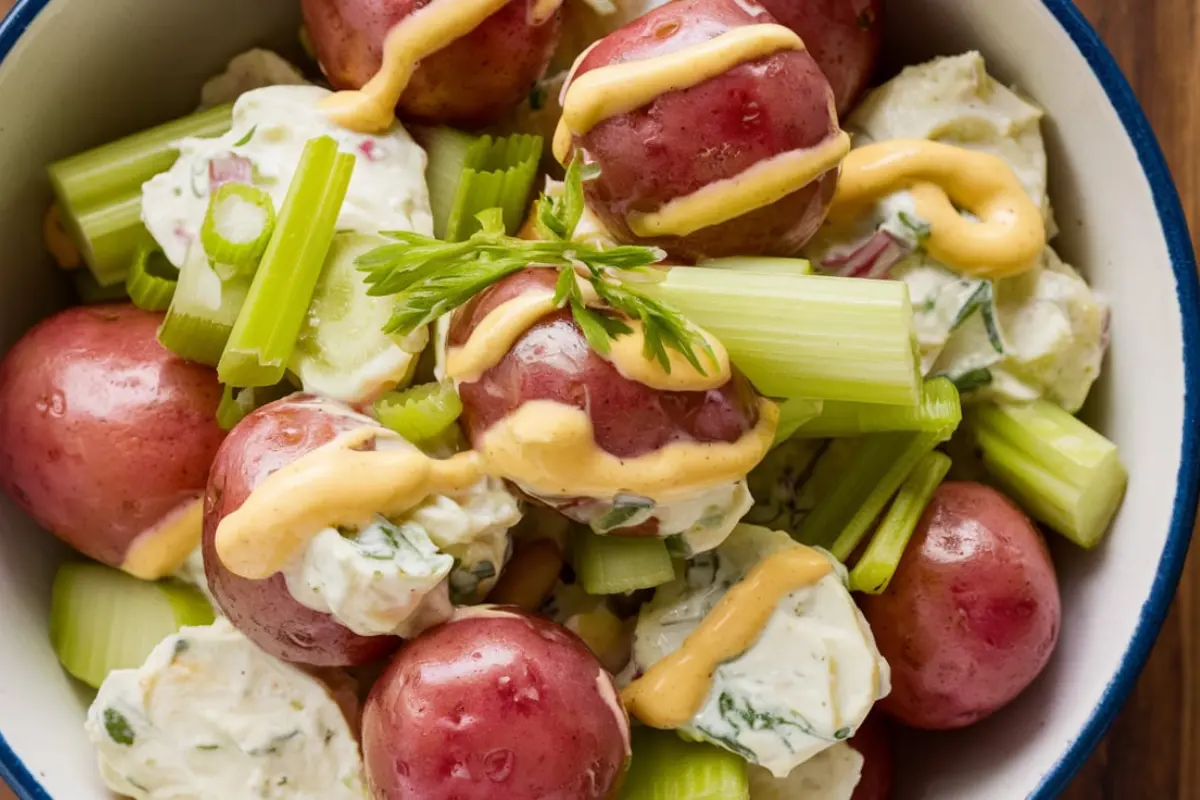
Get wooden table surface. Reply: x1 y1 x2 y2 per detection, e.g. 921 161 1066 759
0 0 1196 798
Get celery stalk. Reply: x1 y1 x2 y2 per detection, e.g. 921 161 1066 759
697 256 812 275
800 426 955 561
48 104 234 285
795 378 961 438
849 451 952 593
574 529 675 595
772 398 824 445
640 267 921 404
218 137 354 387
374 381 463 443
622 728 749 800
158 243 251 366
967 400 1127 547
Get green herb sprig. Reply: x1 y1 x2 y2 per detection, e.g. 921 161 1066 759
357 159 717 375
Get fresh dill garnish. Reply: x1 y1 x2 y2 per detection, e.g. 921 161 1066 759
951 280 1005 353
356 158 714 375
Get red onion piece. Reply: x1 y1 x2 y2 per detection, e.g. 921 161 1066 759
358 140 378 162
821 230 912 279
208 154 254 190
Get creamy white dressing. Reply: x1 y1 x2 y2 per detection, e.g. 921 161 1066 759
282 474 521 638
748 743 865 800
629 526 889 777
804 52 1106 410
85 620 367 800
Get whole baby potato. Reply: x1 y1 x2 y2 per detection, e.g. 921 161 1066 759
860 482 1061 730
757 0 883 115
0 305 224 577
202 394 401 667
302 0 563 127
362 608 630 799
559 0 843 260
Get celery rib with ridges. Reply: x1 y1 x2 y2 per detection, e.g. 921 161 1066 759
574 529 675 595
639 267 921 405
967 400 1128 548
621 728 749 800
47 104 233 286
849 451 952 594
218 137 355 387
795 378 962 438
373 381 463 443
125 236 178 312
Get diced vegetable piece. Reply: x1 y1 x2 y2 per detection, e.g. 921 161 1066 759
967 400 1128 547
50 562 214 689
639 268 921 404
200 183 276 274
158 243 251 366
218 137 354 387
75 270 129 304
621 728 749 800
125 236 178 312
215 383 294 431
418 126 543 240
696 256 812 275
48 104 234 286
373 380 463 443
574 529 675 595
850 451 953 594
795 378 962 438
772 398 824 445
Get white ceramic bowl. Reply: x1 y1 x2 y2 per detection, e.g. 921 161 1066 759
0 1 1195 798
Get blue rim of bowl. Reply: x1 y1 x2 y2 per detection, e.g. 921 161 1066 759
0 0 1196 797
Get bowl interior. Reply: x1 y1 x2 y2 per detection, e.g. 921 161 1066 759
0 0 1194 798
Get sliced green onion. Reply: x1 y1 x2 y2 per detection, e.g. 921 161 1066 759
574 529 675 595
125 236 178 311
373 381 463 443
640 267 921 405
50 562 213 689
218 137 354 387
967 400 1128 547
696 256 812 275
418 126 543 240
772 398 824 445
216 383 294 431
795 378 962 438
800 427 955 561
200 183 276 274
158 243 251 366
48 104 233 286
849 451 952 593
622 728 749 800
75 270 129 304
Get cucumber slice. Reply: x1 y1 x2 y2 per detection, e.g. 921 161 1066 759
290 231 427 405
50 562 214 689
622 728 750 800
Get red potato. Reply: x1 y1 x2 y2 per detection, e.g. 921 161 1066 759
849 715 893 800
0 305 224 577
202 394 401 667
757 0 883 115
560 0 843 261
860 482 1061 731
302 0 563 127
362 608 630 799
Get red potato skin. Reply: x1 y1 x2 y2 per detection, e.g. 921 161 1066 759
362 608 630 800
0 305 224 569
757 0 883 115
301 0 563 128
860 482 1061 731
849 715 893 800
202 394 400 667
562 0 842 261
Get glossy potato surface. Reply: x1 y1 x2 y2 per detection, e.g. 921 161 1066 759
202 394 401 667
450 269 761 459
562 0 842 260
757 0 883 114
362 608 630 799
860 482 1061 730
302 0 562 127
0 305 224 570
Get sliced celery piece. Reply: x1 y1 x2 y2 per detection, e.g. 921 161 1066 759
200 183 276 273
574 529 675 595
622 728 749 800
850 451 952 594
967 400 1128 547
418 126 543 240
216 383 294 431
158 243 251 366
219 137 354 387
640 267 921 404
48 104 234 285
50 562 213 689
374 381 463 443
125 236 178 312
795 378 961 438
697 256 812 275
772 398 824 445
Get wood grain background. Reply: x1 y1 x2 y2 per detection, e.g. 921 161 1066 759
0 0 1195 798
